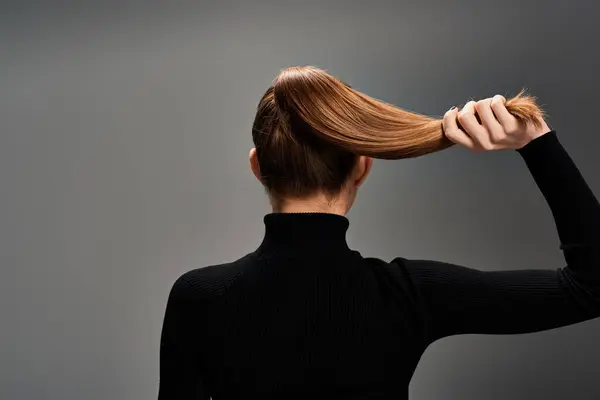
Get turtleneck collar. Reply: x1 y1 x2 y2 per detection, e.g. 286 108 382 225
256 212 351 255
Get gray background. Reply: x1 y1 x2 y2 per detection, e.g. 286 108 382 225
2 1 599 399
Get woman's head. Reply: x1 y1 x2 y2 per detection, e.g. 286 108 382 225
250 66 544 213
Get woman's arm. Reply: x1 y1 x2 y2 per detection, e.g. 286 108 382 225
158 273 210 399
401 100 600 345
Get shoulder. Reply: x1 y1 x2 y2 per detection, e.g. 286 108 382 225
363 255 453 288
359 255 421 293
168 252 255 303
362 255 413 275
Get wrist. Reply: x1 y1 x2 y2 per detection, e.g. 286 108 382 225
517 130 558 154
519 118 552 149
521 130 550 149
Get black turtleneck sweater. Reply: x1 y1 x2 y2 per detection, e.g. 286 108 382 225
158 131 600 400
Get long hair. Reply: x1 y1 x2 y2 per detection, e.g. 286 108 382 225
251 66 544 203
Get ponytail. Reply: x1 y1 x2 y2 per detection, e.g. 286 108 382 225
272 66 544 159
251 66 545 202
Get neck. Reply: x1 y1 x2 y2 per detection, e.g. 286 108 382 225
257 212 352 255
272 193 352 216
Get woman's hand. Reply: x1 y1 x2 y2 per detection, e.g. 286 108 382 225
443 95 551 151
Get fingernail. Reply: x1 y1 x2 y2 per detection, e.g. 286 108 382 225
449 106 456 111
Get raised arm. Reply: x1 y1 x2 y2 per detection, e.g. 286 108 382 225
399 98 600 345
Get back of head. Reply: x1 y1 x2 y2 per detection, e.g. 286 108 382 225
251 66 543 205
251 68 359 207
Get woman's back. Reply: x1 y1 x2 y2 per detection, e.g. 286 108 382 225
162 213 424 399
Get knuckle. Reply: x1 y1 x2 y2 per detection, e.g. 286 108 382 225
505 122 518 134
481 142 495 151
445 131 457 143
457 110 471 121
491 95 505 108
490 129 505 143
477 98 492 110
476 98 490 108
446 129 460 141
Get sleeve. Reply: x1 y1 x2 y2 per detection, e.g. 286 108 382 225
400 131 600 345
158 273 210 400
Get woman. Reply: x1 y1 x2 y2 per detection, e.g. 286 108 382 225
158 66 600 399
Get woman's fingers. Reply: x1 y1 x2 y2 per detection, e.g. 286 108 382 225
490 95 515 129
445 94 548 151
443 107 475 149
458 101 491 149
475 98 505 144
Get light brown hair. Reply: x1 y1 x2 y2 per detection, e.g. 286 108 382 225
251 66 544 203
